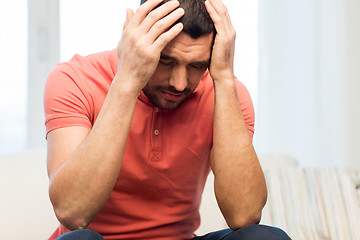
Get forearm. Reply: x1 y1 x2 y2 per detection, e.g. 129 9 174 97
49 74 140 230
48 0 185 228
211 78 267 229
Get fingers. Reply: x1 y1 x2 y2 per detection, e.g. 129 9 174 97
129 0 184 52
204 0 221 23
129 0 164 28
140 0 182 34
153 22 183 50
205 0 228 16
204 0 236 80
124 0 184 49
205 0 231 25
205 0 235 36
123 8 134 31
204 0 221 35
146 7 184 44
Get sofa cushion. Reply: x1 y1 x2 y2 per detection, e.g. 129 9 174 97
261 168 360 240
0 149 58 240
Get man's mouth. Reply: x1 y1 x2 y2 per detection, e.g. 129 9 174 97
161 90 183 102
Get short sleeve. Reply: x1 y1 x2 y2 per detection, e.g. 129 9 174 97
235 79 255 140
44 63 93 137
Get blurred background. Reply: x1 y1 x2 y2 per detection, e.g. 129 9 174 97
0 0 359 169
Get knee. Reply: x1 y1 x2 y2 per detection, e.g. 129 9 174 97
55 229 104 240
227 224 292 240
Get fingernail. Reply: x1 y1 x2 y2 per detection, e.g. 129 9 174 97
172 0 179 5
176 22 184 30
176 8 184 15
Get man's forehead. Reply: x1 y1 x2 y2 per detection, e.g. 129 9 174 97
161 32 213 60
167 31 214 47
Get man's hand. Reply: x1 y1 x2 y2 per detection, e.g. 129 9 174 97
205 0 235 83
116 0 184 92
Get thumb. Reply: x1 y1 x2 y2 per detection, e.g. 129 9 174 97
123 8 134 31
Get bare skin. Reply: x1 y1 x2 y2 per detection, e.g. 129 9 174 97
47 0 186 230
205 0 267 229
46 0 267 232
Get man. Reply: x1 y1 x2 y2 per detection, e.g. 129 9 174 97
44 0 291 239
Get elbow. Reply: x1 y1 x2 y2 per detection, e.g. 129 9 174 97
224 191 267 230
49 185 91 230
50 192 91 230
53 206 90 230
225 210 262 230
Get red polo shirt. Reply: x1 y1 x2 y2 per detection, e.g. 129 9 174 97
44 49 255 240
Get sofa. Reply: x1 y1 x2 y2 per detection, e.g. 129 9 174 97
261 167 360 239
0 149 58 239
1 150 359 239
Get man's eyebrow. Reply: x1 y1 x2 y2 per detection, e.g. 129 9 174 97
191 60 210 67
160 54 177 61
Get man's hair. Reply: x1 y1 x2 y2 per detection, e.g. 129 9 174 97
140 0 215 39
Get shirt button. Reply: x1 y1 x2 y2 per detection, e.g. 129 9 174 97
154 129 160 136
155 108 159 113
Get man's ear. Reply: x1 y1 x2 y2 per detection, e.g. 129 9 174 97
123 8 135 31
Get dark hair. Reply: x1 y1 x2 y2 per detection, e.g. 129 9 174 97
140 0 215 39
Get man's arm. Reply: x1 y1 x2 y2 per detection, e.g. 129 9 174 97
205 0 267 230
47 0 184 230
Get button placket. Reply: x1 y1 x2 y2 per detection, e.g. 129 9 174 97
150 107 162 161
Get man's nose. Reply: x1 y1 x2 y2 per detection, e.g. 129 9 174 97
169 66 188 92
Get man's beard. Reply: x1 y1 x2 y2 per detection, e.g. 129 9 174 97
142 84 195 110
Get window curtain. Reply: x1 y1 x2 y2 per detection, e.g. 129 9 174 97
255 0 360 168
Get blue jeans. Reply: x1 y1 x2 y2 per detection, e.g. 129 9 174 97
55 225 291 240
191 225 291 240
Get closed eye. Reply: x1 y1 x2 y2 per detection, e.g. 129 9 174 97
190 63 209 70
159 59 176 66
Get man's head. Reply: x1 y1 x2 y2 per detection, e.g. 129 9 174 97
139 0 215 110
140 0 215 39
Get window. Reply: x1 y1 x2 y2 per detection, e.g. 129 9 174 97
60 0 139 62
0 0 28 154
